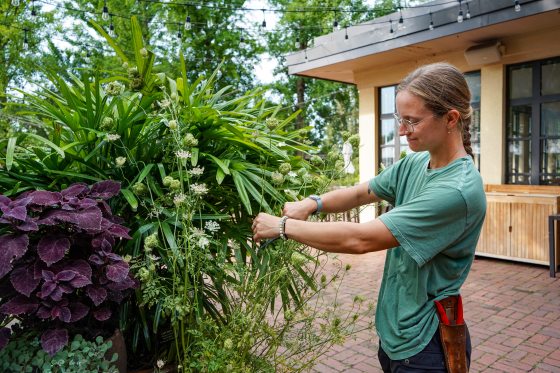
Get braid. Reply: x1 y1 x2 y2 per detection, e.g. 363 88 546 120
462 119 474 160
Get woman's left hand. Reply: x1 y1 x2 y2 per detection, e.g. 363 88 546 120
252 213 282 242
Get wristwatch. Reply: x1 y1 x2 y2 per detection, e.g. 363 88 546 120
308 194 323 214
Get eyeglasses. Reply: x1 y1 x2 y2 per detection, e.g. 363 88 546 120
393 113 435 133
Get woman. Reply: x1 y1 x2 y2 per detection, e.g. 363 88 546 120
252 62 487 372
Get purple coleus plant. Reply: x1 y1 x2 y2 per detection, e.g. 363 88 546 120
0 181 137 356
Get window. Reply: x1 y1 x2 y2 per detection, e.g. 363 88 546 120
506 57 560 184
378 85 410 168
465 71 481 170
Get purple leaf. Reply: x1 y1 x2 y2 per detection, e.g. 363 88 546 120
92 233 114 250
67 259 92 280
78 198 98 209
88 254 104 266
0 327 11 350
39 281 57 299
89 180 121 199
69 274 91 288
36 305 51 319
41 329 68 356
86 286 107 306
108 224 132 240
106 261 129 282
98 200 113 217
0 234 30 279
51 304 71 322
55 270 77 282
2 205 28 221
0 195 10 207
37 236 70 266
28 191 62 206
69 302 89 322
10 265 41 297
0 295 38 315
15 218 39 232
61 183 88 198
93 307 111 321
107 275 136 292
40 206 103 231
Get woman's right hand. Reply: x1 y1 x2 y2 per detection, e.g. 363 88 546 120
282 198 318 221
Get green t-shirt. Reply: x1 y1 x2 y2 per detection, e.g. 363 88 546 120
369 151 486 360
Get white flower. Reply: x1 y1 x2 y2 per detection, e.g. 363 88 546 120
191 227 206 238
167 120 178 130
106 133 121 141
227 239 240 250
156 359 165 369
190 183 208 196
188 167 204 176
198 236 210 248
287 171 297 178
204 220 220 233
115 156 126 167
173 193 187 206
176 150 191 159
158 99 171 108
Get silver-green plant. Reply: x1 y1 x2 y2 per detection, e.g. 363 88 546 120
0 333 118 373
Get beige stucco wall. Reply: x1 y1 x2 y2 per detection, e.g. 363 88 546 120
354 23 560 220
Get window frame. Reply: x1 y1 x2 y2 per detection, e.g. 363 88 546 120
506 57 560 185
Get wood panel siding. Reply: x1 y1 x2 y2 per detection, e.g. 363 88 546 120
476 189 560 266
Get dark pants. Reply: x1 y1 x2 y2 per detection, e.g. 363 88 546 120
378 326 471 372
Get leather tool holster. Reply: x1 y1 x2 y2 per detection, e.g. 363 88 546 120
435 295 468 373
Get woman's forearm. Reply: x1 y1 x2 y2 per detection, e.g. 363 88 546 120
283 218 397 254
316 182 382 214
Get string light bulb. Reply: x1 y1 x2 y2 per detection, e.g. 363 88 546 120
466 3 471 19
109 15 115 37
333 11 339 32
102 1 109 21
261 9 266 28
429 11 434 30
514 0 521 12
11 0 19 6
295 36 300 49
344 26 348 40
23 28 29 50
184 15 191 30
239 35 246 49
31 0 37 16
398 8 405 30
177 30 182 40
457 1 464 23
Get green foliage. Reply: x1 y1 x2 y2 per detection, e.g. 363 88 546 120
0 333 118 373
0 16 371 371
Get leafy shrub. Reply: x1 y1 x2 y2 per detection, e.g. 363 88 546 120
0 332 118 373
0 17 372 371
0 181 136 356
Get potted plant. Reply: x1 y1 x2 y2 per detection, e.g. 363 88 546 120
0 180 136 367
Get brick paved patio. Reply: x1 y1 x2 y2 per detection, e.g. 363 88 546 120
311 251 560 372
